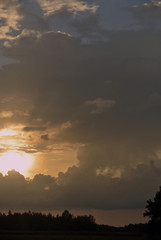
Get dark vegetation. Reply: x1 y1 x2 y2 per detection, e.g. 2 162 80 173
0 209 146 236
0 186 161 239
143 186 161 239
0 210 97 231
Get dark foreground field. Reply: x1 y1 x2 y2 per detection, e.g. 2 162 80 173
0 232 147 240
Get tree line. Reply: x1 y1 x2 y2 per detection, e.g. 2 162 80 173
0 209 147 233
0 209 146 233
0 185 160 238
0 210 97 231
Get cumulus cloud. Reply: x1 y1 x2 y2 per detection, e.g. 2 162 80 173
0 0 98 41
37 0 98 16
0 163 160 210
0 0 23 39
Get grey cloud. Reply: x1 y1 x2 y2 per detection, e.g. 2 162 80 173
23 126 46 132
129 0 161 29
2 30 161 160
69 13 109 43
1 25 161 211
0 163 160 210
131 1 161 19
0 0 24 39
0 0 98 41
16 3 50 32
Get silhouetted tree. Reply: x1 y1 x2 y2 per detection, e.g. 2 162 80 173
144 186 161 239
62 210 73 220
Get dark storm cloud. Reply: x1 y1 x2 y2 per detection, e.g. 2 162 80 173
0 164 160 210
1 0 161 211
2 29 161 168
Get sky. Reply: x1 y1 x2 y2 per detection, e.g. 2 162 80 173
0 0 161 226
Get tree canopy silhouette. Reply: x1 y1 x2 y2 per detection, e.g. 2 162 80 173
0 210 97 231
144 186 161 238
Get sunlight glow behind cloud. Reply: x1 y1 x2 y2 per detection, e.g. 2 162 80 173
0 151 34 176
0 128 17 137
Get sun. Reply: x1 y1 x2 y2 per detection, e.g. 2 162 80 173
0 151 33 176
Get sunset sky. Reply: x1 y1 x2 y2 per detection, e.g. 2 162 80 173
0 0 161 226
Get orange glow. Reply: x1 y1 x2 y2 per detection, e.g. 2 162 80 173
0 151 33 176
0 128 17 137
